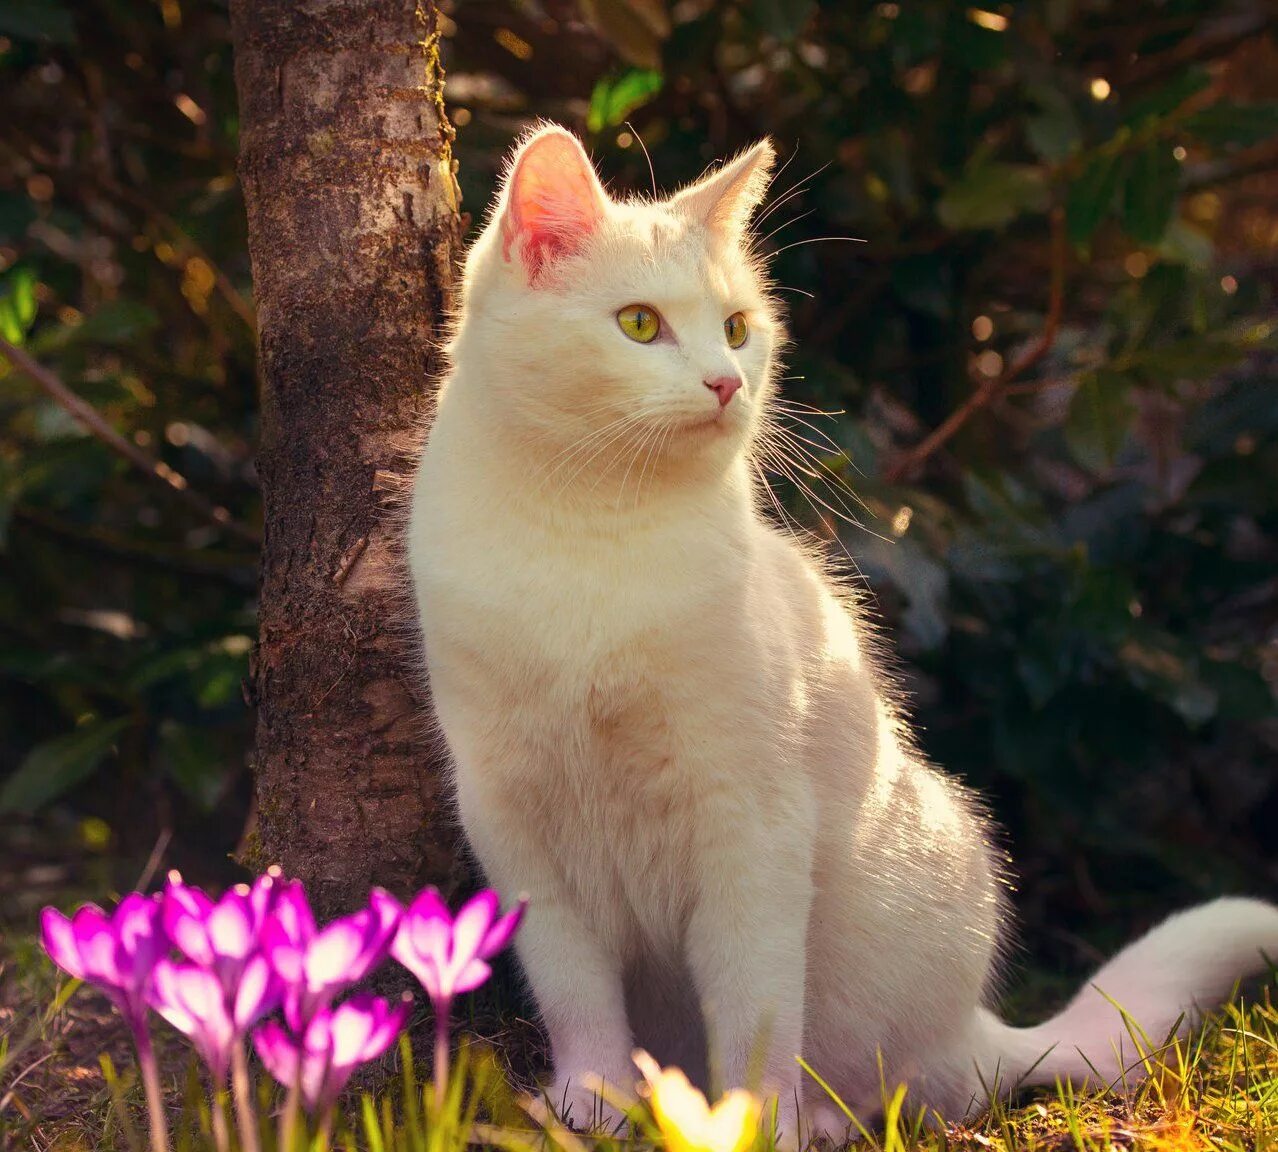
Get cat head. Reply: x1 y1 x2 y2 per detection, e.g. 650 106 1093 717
450 124 782 497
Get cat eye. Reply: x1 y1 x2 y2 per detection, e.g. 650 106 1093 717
617 304 661 344
724 312 748 349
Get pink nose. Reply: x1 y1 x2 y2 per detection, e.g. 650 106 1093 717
705 375 742 407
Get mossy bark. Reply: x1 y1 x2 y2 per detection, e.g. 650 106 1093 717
230 0 462 913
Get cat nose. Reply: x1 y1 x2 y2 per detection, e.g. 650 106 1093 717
704 375 742 407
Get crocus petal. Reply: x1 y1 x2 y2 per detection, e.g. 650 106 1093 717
253 1020 301 1096
406 912 451 970
450 891 499 966
326 998 378 1068
163 880 216 965
149 959 201 1035
115 893 166 976
261 919 305 983
233 954 280 1030
449 956 492 997
368 889 403 937
362 995 412 1059
75 914 122 987
40 907 87 980
479 897 527 959
305 916 369 988
207 897 255 960
321 996 411 1107
247 870 280 925
151 960 235 1079
270 881 316 945
406 887 451 927
390 936 443 1001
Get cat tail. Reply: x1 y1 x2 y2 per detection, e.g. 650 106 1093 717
976 897 1278 1096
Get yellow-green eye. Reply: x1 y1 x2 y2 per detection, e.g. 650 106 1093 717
617 304 661 344
724 312 748 349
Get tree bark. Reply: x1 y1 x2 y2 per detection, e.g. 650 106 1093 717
230 0 462 913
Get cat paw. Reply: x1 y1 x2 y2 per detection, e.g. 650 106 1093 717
799 1102 853 1147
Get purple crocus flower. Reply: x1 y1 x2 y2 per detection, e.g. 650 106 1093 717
389 888 526 1003
385 887 526 1108
40 893 171 1152
162 868 280 983
40 893 167 1033
148 953 280 1082
252 993 411 1114
261 883 401 1030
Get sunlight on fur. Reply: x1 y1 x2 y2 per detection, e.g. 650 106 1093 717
405 122 1278 1145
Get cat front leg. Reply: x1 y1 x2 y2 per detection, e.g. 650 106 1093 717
685 788 816 1145
455 777 636 1132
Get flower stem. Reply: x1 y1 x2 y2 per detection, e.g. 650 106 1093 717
231 1044 261 1152
134 1024 170 1152
433 998 452 1114
210 1082 231 1152
280 1079 301 1152
316 1107 334 1151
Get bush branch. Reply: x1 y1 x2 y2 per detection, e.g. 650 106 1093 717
885 207 1067 483
0 336 260 545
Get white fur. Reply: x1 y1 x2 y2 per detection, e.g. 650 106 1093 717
407 125 1278 1139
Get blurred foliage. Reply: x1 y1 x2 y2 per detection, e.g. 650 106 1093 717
1 0 1276 971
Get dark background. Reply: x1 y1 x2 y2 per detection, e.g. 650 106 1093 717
1 0 1276 1010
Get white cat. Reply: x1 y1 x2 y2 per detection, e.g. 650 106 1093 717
407 124 1278 1140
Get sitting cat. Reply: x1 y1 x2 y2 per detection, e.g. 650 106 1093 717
407 123 1278 1141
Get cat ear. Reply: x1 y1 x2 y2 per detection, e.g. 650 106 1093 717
499 126 609 281
671 140 776 236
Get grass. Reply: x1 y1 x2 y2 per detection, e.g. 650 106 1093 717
4 937 1277 1152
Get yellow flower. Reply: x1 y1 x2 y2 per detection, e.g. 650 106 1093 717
634 1050 761 1152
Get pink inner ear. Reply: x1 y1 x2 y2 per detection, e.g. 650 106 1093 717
502 134 605 281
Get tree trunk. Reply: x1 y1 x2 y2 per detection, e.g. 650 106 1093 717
230 0 462 914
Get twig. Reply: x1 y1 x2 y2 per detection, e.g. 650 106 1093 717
134 828 173 892
13 507 255 584
0 336 260 544
884 207 1067 483
1119 11 1276 88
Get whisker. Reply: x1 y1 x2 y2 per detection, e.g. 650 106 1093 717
625 120 658 199
559 415 653 496
769 235 867 258
772 398 846 419
615 420 663 512
756 424 886 540
634 421 674 513
755 159 832 227
532 411 634 481
758 209 815 249
536 411 650 496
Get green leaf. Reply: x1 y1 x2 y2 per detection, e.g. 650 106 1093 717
1066 150 1127 246
587 69 664 133
7 265 37 327
0 0 76 43
30 301 159 353
1026 84 1081 163
1065 370 1134 471
1183 103 1278 149
0 297 22 344
1155 219 1213 271
1120 68 1210 129
1120 143 1179 245
0 717 131 815
936 162 1048 231
157 721 226 811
